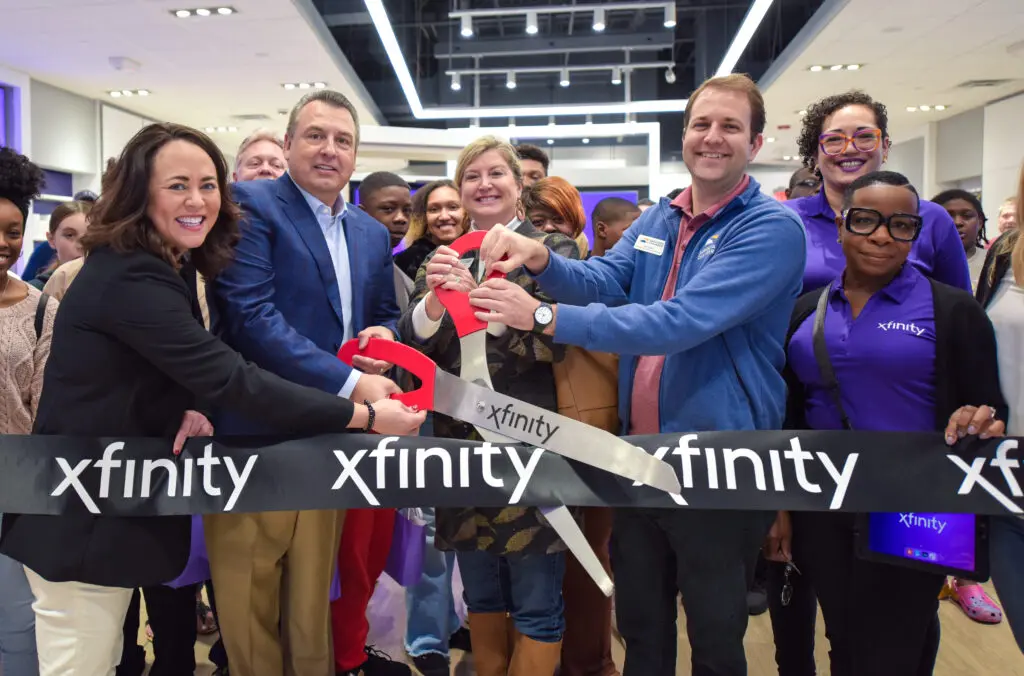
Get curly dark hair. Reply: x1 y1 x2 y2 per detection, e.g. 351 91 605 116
0 146 45 223
797 91 889 170
82 123 241 279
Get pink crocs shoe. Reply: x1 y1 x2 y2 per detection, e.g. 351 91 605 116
947 579 1003 624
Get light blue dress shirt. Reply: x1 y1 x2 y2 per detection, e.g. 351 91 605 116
289 174 362 398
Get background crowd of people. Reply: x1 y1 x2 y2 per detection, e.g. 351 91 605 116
0 70 1021 676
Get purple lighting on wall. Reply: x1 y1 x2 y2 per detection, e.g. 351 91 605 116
0 87 7 147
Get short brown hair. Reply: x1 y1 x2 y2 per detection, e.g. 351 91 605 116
521 176 586 238
286 90 360 145
682 73 766 141
48 200 92 234
83 122 241 278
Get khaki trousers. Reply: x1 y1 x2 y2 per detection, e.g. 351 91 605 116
205 509 345 676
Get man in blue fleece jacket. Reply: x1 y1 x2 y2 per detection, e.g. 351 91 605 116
470 74 806 676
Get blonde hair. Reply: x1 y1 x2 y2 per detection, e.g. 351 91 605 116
454 136 523 229
235 129 284 168
1011 166 1024 285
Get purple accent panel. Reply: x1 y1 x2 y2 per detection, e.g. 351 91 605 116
579 190 638 246
0 87 6 147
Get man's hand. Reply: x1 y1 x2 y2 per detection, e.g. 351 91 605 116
173 410 214 456
351 326 395 374
763 510 792 563
351 374 402 404
480 225 550 276
469 279 544 332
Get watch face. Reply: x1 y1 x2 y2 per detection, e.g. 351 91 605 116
535 305 554 325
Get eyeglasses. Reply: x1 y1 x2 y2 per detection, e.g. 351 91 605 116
843 207 923 242
818 129 883 156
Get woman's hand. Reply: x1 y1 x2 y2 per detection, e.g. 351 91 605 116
425 246 476 294
763 510 792 563
173 410 214 456
945 405 1005 445
371 399 427 436
469 279 542 331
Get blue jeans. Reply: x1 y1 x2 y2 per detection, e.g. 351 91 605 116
404 508 461 658
991 516 1024 653
456 550 565 643
0 551 38 675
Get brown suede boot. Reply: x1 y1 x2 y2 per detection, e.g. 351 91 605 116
509 636 562 676
469 612 512 676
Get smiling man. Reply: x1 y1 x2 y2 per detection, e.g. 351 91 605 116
470 74 806 676
209 90 404 676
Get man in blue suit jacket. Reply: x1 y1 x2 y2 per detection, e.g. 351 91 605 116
207 89 402 676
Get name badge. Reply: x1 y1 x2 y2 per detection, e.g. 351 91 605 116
634 235 666 256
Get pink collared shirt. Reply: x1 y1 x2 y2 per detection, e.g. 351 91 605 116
629 176 751 435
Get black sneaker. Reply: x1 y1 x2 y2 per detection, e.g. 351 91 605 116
747 583 769 616
448 626 472 653
412 653 449 676
347 646 410 676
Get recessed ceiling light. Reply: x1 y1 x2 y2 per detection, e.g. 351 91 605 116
766 137 776 143
906 106 918 112
137 89 150 96
846 64 861 70
919 104 931 111
809 65 823 72
107 89 151 98
205 127 214 132
783 155 792 160
299 82 311 89
313 82 326 89
109 91 122 98
175 9 191 18
121 89 133 96
195 8 211 16
798 110 808 116
216 6 233 15
547 139 554 145
935 104 947 111
283 83 296 90
829 64 843 71
582 138 590 144
217 126 227 132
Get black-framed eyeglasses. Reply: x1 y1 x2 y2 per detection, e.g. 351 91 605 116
843 207 923 242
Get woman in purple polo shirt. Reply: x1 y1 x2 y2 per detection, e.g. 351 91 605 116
786 91 970 294
766 171 1006 675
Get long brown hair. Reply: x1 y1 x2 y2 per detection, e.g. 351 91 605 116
83 122 241 278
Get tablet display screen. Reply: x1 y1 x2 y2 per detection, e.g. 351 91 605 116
867 512 976 572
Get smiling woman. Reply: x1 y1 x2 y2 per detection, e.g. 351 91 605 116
0 122 424 676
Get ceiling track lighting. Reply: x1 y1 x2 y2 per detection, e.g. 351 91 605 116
506 72 517 90
525 11 538 35
664 65 676 84
593 8 606 32
204 125 239 133
108 89 150 98
808 64 863 72
664 5 677 28
460 15 474 38
282 82 327 90
171 6 235 18
559 68 570 88
582 138 591 144
450 73 462 91
611 66 622 85
906 104 948 112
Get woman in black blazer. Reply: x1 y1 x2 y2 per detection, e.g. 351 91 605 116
0 123 424 676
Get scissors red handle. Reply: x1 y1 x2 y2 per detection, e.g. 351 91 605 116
433 231 507 338
337 339 437 412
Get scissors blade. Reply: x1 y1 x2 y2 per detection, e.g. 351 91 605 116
470 423 613 597
433 370 681 494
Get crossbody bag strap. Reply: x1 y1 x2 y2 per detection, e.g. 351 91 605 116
812 283 853 431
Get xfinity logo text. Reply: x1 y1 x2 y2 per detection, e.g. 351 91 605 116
898 512 947 534
949 439 1024 514
877 321 926 337
332 436 545 506
633 434 859 510
53 442 257 514
485 404 560 445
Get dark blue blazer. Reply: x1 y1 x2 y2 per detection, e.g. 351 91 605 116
212 174 399 433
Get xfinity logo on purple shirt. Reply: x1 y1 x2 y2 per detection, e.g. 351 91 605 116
877 320 927 337
898 512 947 534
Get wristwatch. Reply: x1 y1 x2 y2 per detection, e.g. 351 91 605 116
532 302 554 333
